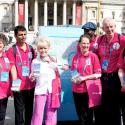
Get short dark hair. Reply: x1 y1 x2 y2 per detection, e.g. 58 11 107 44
78 34 90 43
0 33 8 46
14 25 26 36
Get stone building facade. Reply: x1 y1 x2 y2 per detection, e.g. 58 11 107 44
0 0 125 33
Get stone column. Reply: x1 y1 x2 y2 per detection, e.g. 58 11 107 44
25 0 28 30
54 0 57 25
34 0 38 32
63 0 67 25
72 0 76 25
15 0 18 26
44 0 48 26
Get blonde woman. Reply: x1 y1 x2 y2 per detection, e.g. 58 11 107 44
30 37 61 125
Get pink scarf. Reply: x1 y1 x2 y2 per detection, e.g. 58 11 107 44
49 56 61 109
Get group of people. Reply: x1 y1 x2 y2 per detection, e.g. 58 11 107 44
73 17 125 125
0 25 36 125
0 17 125 125
0 25 62 125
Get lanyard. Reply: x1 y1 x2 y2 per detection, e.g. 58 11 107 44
92 36 98 52
4 58 9 70
0 57 9 71
75 55 90 74
104 39 113 58
16 45 31 66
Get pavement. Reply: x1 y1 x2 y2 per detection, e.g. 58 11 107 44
5 98 123 125
4 98 79 125
5 98 15 125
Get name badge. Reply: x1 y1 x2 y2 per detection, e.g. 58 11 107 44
32 63 41 76
1 72 9 82
102 60 109 71
22 66 29 76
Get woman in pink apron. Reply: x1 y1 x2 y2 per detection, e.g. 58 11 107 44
71 34 102 125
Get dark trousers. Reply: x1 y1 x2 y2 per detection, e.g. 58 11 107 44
100 72 121 125
0 97 8 125
73 92 101 125
13 88 34 125
121 92 125 125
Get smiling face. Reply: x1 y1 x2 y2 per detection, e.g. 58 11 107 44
15 31 27 44
102 18 116 37
79 35 90 54
37 39 50 58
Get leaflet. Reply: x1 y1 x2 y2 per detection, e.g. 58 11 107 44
32 63 41 77
70 69 80 81
11 79 21 91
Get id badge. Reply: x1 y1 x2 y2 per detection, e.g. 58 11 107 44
32 63 41 76
22 66 29 76
101 60 109 71
70 69 80 80
1 72 9 82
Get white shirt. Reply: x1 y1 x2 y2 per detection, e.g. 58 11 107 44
32 57 56 95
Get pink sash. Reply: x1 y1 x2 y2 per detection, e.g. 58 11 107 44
49 56 61 109
51 69 61 108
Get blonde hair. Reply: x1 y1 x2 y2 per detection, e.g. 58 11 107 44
0 33 8 46
35 36 51 48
